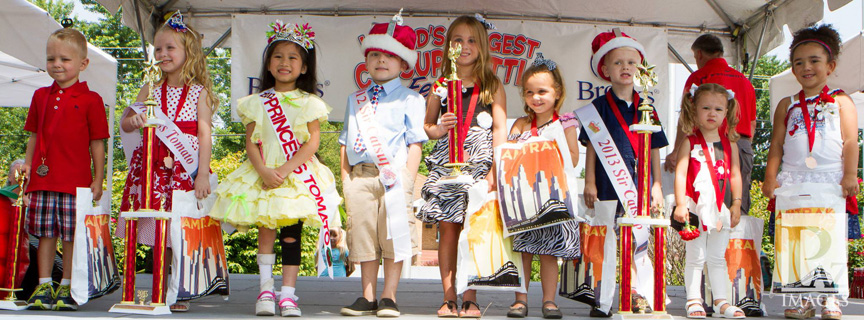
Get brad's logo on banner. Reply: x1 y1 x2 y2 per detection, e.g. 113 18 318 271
352 25 543 97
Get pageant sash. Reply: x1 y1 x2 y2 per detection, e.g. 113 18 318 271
259 89 340 278
123 102 199 174
574 104 638 216
350 89 412 263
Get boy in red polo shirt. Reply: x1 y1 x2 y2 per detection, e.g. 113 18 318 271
21 28 109 311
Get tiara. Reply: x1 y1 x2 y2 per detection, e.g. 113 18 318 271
474 13 497 30
267 20 315 51
164 10 189 33
531 52 557 71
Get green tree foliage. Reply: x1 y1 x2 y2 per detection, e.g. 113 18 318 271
749 56 790 182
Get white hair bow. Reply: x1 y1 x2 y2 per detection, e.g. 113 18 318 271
689 84 735 100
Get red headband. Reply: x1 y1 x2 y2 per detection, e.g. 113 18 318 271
791 39 833 58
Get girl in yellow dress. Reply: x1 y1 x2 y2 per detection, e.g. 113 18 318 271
208 21 339 317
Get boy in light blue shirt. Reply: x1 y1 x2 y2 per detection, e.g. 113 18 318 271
338 11 427 318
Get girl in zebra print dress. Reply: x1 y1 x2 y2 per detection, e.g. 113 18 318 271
418 15 507 318
505 59 580 319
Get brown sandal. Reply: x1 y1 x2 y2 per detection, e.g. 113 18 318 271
507 300 528 318
438 300 458 318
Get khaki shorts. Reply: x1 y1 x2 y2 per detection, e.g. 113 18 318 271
344 163 417 262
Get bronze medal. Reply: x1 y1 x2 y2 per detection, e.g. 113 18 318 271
36 164 49 177
163 156 174 169
805 156 817 169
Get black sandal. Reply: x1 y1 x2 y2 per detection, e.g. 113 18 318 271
460 301 482 318
507 300 528 318
542 301 563 319
438 300 458 318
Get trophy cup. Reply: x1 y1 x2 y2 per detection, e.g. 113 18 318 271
0 172 29 310
615 60 672 318
110 44 172 315
437 42 474 185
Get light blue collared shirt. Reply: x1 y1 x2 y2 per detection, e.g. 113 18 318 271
339 78 428 166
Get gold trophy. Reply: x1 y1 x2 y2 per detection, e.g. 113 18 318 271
110 44 172 315
615 59 672 317
0 172 29 310
437 42 473 185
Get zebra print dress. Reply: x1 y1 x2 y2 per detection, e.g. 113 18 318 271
418 123 494 224
509 120 581 259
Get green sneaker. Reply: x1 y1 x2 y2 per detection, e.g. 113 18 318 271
26 282 55 310
53 285 78 311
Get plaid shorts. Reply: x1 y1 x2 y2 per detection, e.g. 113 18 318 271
27 191 76 242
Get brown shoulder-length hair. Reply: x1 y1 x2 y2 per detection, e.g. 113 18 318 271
441 16 501 106
679 83 740 142
520 64 566 121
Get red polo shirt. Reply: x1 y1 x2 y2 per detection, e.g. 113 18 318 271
683 58 757 137
23 81 110 194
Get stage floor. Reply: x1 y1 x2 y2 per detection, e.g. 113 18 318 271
0 274 861 319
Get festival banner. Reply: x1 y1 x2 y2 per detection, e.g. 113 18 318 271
772 183 848 296
456 181 526 294
231 15 671 127
495 131 578 237
71 188 120 305
702 215 766 316
560 200 618 313
0 194 28 300
167 191 229 304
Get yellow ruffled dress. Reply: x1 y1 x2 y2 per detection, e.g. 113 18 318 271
209 90 340 231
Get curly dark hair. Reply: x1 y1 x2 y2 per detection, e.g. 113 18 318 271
790 24 841 62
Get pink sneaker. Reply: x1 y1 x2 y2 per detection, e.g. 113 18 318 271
256 291 276 316
279 297 301 317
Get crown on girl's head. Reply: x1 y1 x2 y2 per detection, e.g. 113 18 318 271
531 52 557 71
164 10 189 33
267 20 315 51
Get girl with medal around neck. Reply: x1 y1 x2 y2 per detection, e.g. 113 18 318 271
117 12 217 312
762 24 859 320
208 21 339 317
505 55 579 319
673 83 744 319
419 15 506 318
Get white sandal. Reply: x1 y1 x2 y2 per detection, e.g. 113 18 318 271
784 298 815 319
713 301 745 319
821 297 842 320
686 300 707 319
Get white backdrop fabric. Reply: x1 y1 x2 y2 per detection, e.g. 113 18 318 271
231 15 671 129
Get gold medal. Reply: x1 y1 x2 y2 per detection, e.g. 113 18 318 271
805 155 817 169
163 156 174 169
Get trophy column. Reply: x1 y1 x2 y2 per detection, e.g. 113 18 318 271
437 42 472 185
0 173 30 310
616 61 671 319
110 45 171 315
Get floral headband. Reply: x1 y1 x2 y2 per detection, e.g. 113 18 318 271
474 13 497 30
164 11 190 33
531 52 557 71
689 84 734 100
266 20 315 51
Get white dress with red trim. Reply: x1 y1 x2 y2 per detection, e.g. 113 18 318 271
684 135 732 233
117 84 203 246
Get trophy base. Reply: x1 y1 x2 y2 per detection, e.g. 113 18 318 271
145 118 166 127
630 123 661 133
436 174 474 186
0 300 28 311
109 303 171 315
614 313 673 320
121 210 172 219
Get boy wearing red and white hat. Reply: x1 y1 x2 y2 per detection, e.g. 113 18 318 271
574 29 668 317
338 10 427 318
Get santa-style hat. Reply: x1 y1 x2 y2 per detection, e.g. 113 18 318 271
590 28 646 81
360 9 417 70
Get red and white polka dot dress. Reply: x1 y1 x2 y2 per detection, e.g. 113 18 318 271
117 84 204 246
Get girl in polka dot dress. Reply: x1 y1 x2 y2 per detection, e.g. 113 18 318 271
117 13 218 310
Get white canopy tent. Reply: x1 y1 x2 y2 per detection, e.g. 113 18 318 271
768 31 864 129
0 0 118 108
0 0 119 190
